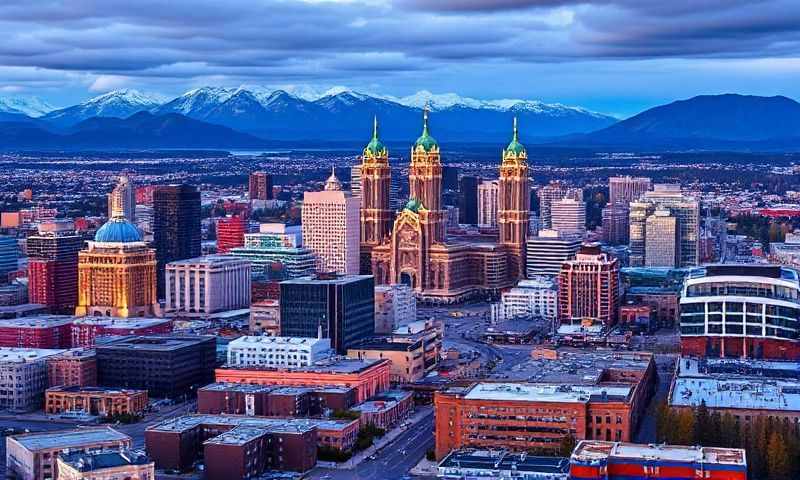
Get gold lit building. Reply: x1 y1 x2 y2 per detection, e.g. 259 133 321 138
369 111 529 304
75 211 158 318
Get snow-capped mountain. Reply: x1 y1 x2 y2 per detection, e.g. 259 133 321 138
0 96 56 117
154 87 235 116
42 89 165 127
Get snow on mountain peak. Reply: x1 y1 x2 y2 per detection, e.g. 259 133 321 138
86 89 165 107
0 96 56 117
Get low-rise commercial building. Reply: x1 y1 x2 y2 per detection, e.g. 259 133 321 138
226 336 331 368
6 427 131 480
215 357 390 403
374 284 417 334
391 318 443 375
145 415 358 472
46 349 97 387
95 335 216 398
0 347 66 411
165 256 251 319
569 441 746 480
347 339 426 384
45 386 148 417
249 299 280 335
350 389 414 430
56 450 153 480
438 449 569 480
70 317 173 348
197 382 357 417
495 277 558 323
0 317 73 349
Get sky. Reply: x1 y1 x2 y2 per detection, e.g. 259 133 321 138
0 0 799 117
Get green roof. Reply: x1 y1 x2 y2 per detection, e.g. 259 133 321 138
505 117 526 156
404 198 423 213
364 116 387 156
414 109 438 152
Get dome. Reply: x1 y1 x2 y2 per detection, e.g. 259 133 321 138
404 198 423 213
414 109 438 152
364 116 387 157
504 117 526 157
94 216 142 243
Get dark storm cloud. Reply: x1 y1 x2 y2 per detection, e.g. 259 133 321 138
0 0 797 100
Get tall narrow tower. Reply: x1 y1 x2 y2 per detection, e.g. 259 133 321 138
409 108 445 244
359 117 393 273
498 117 531 280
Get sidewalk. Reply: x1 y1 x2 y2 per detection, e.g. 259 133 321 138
328 406 433 470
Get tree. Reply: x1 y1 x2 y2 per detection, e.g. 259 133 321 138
694 401 711 445
559 434 577 457
673 409 696 446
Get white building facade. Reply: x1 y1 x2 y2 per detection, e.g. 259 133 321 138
497 278 558 323
477 180 499 228
226 336 332 368
165 255 251 318
374 284 417 334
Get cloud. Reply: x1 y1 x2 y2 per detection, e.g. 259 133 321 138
89 75 131 92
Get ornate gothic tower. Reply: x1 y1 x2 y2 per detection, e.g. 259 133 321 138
409 108 446 245
498 117 531 280
359 117 393 273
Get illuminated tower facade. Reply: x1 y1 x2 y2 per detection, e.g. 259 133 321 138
498 118 530 280
408 109 446 247
75 210 158 318
359 118 393 273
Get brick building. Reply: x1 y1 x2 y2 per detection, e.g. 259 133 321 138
558 244 620 329
197 383 356 417
46 349 97 387
215 358 390 403
70 317 173 348
57 450 154 480
216 216 246 253
45 386 148 417
0 347 66 412
0 317 73 348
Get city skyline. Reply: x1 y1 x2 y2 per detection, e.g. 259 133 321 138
0 0 796 116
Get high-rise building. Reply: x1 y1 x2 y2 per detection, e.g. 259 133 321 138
26 221 83 313
680 264 800 360
498 118 531 281
350 165 362 197
280 274 375 354
558 244 620 328
226 224 316 281
302 169 360 275
165 256 251 319
107 175 136 223
550 197 586 237
249 172 273 201
358 119 393 274
602 205 629 245
644 209 679 267
442 166 460 191
477 180 499 228
525 229 582 277
153 184 201 297
0 236 18 283
609 176 652 206
75 214 158 318
537 182 582 229
216 216 246 254
458 176 479 225
629 184 699 267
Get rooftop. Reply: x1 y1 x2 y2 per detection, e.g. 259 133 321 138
0 316 74 328
97 335 214 351
166 255 251 267
571 441 746 466
147 414 356 434
10 427 130 451
219 357 386 374
229 336 330 348
491 349 653 383
461 382 632 404
0 347 67 363
348 339 423 352
59 450 151 472
46 385 146 395
71 317 172 328
281 274 373 286
440 449 569 475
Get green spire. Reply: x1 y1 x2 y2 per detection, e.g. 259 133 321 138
364 116 386 156
505 116 526 156
414 106 438 152
404 198 423 213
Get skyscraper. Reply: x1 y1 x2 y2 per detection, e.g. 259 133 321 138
280 274 375 354
248 172 273 201
550 198 586 237
629 184 699 267
0 236 18 284
153 184 201 297
358 118 393 274
644 209 679 267
525 229 582 277
216 216 246 254
498 118 530 280
75 215 158 318
165 256 251 319
609 176 652 206
458 176 480 225
602 205 630 245
442 166 460 191
477 180 499 228
537 182 582 229
27 221 83 313
107 175 136 223
350 165 362 197
302 168 360 275
558 244 620 328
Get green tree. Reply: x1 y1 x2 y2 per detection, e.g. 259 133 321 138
673 409 696 445
767 431 790 480
559 434 577 457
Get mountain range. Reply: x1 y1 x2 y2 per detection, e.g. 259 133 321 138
1 88 799 151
